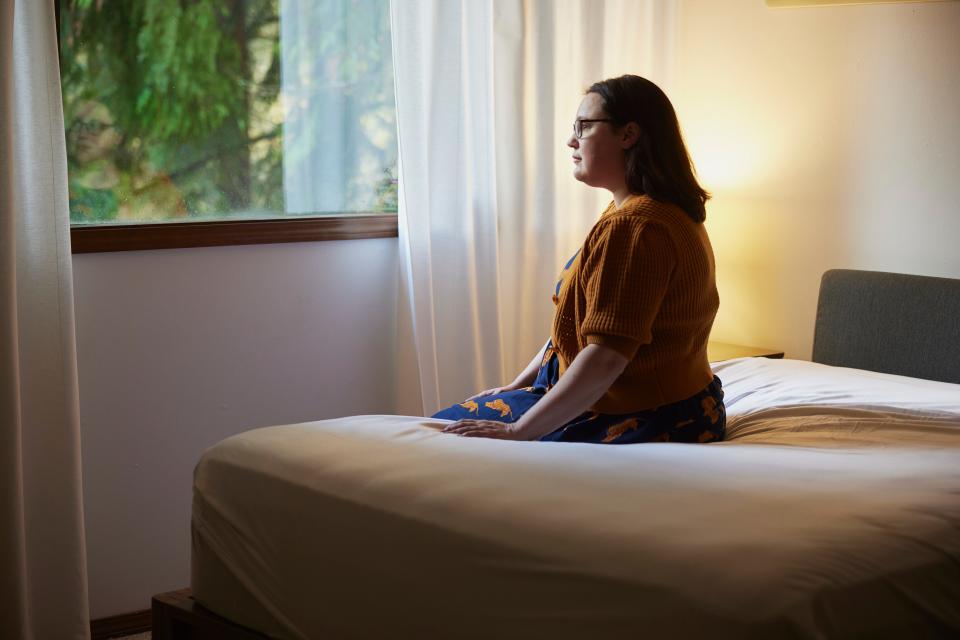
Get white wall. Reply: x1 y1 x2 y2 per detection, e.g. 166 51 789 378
674 0 960 358
73 238 398 618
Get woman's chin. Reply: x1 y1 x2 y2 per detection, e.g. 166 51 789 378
573 170 602 188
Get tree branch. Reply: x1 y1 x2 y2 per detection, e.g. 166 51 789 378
133 125 282 196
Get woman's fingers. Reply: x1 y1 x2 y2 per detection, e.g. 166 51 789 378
443 419 479 433
460 428 509 439
442 419 515 439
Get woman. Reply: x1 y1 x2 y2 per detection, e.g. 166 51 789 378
434 74 724 444
67 99 187 223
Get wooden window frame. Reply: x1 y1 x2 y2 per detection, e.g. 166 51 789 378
56 1 399 254
70 215 399 253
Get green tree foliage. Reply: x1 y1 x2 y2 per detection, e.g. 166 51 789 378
60 0 396 223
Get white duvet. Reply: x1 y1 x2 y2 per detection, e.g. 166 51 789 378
720 357 960 447
192 359 960 639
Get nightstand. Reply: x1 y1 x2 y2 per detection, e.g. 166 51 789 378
707 341 785 362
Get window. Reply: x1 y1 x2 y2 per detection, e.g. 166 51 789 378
58 0 398 251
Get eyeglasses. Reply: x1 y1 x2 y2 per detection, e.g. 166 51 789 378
72 119 114 135
572 118 611 139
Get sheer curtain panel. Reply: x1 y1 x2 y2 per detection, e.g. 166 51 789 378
390 0 676 415
0 1 91 638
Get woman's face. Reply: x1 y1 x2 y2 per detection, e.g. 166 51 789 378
567 92 627 191
70 101 122 165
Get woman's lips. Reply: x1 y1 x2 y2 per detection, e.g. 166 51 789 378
572 156 581 163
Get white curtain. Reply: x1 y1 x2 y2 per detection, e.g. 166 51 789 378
0 1 91 639
391 0 678 415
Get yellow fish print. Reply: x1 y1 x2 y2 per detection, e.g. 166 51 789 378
602 418 639 443
698 430 717 443
484 399 513 418
701 397 720 424
652 432 671 443
674 419 694 429
459 400 479 413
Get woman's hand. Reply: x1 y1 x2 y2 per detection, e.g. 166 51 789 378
442 419 527 440
461 338 549 403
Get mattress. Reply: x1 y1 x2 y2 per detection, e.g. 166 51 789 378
191 358 960 639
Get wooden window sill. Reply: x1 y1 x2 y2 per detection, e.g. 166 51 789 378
70 214 398 254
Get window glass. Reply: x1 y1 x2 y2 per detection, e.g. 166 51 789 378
60 0 397 225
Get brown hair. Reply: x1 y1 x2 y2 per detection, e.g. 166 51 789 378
587 75 710 223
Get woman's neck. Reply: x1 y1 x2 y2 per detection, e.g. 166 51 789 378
75 159 120 190
611 186 634 208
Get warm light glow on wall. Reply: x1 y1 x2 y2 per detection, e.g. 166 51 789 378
677 0 960 359
767 0 957 6
689 134 770 193
680 104 802 351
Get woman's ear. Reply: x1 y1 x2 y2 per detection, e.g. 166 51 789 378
620 122 641 149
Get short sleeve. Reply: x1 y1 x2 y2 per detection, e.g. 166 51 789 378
580 218 676 359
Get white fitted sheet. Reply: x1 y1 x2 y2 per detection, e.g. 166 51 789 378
191 359 960 639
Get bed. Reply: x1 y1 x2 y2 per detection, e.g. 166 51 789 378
154 269 960 639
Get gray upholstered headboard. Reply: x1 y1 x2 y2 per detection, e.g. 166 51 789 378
812 269 960 385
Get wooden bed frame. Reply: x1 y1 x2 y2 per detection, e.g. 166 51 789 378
152 268 960 639
152 588 268 640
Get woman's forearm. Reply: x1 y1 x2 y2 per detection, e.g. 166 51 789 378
513 344 628 440
509 338 551 388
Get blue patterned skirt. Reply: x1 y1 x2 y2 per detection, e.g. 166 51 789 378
431 341 726 444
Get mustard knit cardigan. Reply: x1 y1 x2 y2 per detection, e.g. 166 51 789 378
550 194 719 414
